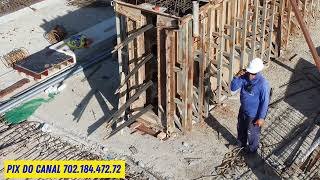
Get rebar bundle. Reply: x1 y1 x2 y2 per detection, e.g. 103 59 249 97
1 48 29 67
0 121 158 179
125 0 194 16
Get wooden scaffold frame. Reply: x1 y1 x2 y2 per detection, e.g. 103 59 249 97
109 0 319 137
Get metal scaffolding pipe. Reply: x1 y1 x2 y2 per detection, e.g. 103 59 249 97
289 0 320 71
0 50 113 114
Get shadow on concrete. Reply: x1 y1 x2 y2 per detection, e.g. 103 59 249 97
264 57 320 173
40 3 114 37
205 114 237 146
205 114 282 179
38 2 119 136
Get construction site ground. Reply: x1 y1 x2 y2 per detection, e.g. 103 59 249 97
1 0 320 179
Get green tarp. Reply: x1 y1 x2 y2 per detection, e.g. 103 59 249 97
3 93 56 124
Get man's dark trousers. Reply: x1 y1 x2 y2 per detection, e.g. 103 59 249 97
237 110 261 153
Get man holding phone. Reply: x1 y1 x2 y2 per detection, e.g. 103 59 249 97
231 58 270 154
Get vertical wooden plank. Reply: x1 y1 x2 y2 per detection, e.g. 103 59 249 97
198 15 206 124
229 0 237 84
181 23 189 132
126 18 136 110
186 20 194 131
217 1 226 104
276 0 285 56
172 31 177 131
226 1 231 53
136 15 147 107
116 12 123 102
285 0 293 48
259 0 268 60
240 0 249 69
236 0 242 45
157 27 166 128
165 30 175 133
250 0 259 60
204 7 213 119
115 11 127 129
266 0 276 64
177 29 183 96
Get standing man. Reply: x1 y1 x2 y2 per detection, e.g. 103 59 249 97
231 58 270 153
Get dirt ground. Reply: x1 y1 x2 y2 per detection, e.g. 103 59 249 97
0 0 43 16
0 1 320 180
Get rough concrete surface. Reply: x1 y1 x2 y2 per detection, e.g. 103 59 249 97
0 0 114 98
0 1 320 180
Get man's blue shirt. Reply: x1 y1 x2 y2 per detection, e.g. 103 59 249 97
231 73 270 119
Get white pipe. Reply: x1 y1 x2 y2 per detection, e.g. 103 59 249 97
192 1 199 38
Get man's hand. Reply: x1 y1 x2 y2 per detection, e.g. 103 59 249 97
255 119 264 127
235 69 246 77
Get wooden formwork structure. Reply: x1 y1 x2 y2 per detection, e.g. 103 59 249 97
111 0 319 134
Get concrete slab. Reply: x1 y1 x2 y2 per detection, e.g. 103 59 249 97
0 0 114 100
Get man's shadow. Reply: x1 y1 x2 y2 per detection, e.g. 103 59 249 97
205 114 282 179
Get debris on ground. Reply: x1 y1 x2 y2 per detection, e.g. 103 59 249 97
44 25 67 44
214 147 246 178
66 34 92 49
44 83 67 94
129 145 138 155
66 0 111 8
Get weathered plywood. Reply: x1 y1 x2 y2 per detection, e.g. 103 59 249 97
113 0 317 135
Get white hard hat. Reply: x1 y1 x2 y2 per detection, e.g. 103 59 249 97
246 58 264 74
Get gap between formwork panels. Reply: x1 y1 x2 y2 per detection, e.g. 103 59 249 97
110 0 318 137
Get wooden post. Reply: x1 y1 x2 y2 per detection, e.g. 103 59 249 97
198 15 206 124
285 0 293 48
289 0 320 70
186 20 194 131
165 30 176 133
229 0 237 83
240 0 249 69
259 0 268 60
115 11 127 132
250 0 259 60
204 7 213 119
181 24 189 132
266 0 276 65
217 1 226 104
